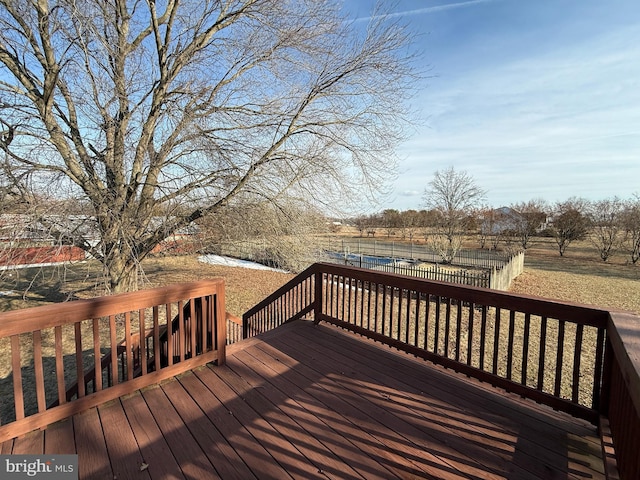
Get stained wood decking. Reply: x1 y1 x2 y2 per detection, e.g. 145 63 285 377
1 320 605 479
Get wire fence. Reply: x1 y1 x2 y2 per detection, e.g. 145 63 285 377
327 254 491 288
323 239 511 269
212 238 524 290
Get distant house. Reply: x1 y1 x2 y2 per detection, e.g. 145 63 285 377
480 207 524 236
480 207 550 237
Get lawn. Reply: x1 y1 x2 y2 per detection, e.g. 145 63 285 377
0 255 294 316
1 239 638 315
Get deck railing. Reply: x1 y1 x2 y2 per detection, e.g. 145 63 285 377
604 312 640 480
0 280 226 444
243 264 316 338
244 262 640 480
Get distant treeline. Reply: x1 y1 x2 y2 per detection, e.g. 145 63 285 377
343 196 640 263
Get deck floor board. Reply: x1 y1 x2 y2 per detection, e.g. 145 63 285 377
275 322 604 480
120 391 186 480
0 320 606 479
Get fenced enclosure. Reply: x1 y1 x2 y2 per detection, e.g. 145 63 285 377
328 249 524 291
212 237 524 290
326 238 513 268
329 254 490 287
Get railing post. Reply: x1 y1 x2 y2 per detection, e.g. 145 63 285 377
216 291 226 366
598 335 613 417
242 313 249 340
314 269 323 325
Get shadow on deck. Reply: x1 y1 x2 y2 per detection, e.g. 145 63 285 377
2 320 605 480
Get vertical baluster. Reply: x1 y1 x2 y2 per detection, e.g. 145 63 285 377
139 309 147 375
406 289 412 345
93 318 102 392
492 308 501 375
347 277 357 325
359 280 365 328
423 293 431 351
434 296 441 355
521 313 531 385
166 303 174 366
537 317 548 391
110 315 119 384
554 320 566 397
414 291 421 348
455 300 462 362
33 330 46 412
200 295 211 353
75 322 86 396
341 275 346 321
466 303 474 366
11 335 24 420
381 285 387 337
390 286 397 339
444 297 451 358
125 312 133 380
55 326 66 403
325 273 335 318
592 327 606 411
396 287 402 341
479 305 487 370
190 299 197 358
373 283 379 334
202 296 209 353
178 301 185 362
506 311 515 380
366 281 372 331
153 306 161 371
572 324 584 403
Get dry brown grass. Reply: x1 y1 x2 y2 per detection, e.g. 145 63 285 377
329 228 640 314
509 239 640 314
0 254 294 316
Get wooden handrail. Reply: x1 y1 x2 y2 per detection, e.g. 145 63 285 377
604 312 640 480
0 280 226 444
242 264 316 338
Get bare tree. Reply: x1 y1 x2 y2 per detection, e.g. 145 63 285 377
0 0 418 292
423 167 485 263
587 198 623 262
510 199 548 250
621 194 640 264
399 209 421 241
381 209 401 238
550 198 589 257
197 198 327 272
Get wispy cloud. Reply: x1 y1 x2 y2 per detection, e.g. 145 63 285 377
392 23 640 207
355 0 497 22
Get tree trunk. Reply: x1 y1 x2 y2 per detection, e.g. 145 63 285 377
106 255 141 294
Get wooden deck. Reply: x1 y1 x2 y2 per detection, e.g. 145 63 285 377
1 319 605 479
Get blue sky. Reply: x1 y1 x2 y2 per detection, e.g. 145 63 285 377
343 0 640 210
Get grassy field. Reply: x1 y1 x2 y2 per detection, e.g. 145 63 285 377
0 235 638 315
0 255 294 316
509 238 640 314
